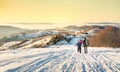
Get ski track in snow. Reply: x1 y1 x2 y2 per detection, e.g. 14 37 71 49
0 46 120 72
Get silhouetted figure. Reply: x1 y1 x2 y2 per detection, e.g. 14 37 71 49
77 40 83 53
83 37 89 54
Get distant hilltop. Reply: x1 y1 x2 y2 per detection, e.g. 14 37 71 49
0 26 27 38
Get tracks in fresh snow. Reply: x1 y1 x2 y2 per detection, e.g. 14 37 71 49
0 46 120 72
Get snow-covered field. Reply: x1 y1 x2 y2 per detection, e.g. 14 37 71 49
0 45 120 72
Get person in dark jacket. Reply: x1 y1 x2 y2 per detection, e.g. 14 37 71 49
83 37 89 54
77 40 83 53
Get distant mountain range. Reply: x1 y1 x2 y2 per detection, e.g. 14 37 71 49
87 22 120 27
0 26 27 39
87 22 120 24
63 25 105 30
0 23 119 39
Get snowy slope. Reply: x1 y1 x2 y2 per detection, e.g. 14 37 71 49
0 45 120 72
18 30 58 39
0 41 20 50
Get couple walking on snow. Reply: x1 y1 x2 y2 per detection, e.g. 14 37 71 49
77 37 89 54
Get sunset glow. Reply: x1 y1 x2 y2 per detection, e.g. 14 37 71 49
0 0 120 29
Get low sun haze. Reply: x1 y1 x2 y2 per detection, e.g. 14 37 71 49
0 0 120 29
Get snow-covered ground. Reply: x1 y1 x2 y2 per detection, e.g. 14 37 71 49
0 45 120 72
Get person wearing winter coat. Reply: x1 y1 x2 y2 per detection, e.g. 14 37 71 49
77 40 83 53
83 37 89 54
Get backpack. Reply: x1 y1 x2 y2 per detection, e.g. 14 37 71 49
77 40 83 46
83 39 89 46
79 40 83 44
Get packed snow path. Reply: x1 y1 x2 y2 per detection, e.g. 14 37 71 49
0 45 120 72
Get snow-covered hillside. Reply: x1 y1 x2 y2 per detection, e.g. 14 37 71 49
18 30 58 39
0 41 20 50
0 25 119 72
0 45 120 72
1 25 103 51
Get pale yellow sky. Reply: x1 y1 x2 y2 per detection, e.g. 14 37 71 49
0 0 120 29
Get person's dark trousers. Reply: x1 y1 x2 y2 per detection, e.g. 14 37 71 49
78 46 81 53
84 47 88 54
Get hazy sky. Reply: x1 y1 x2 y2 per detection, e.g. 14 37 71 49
0 0 120 29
